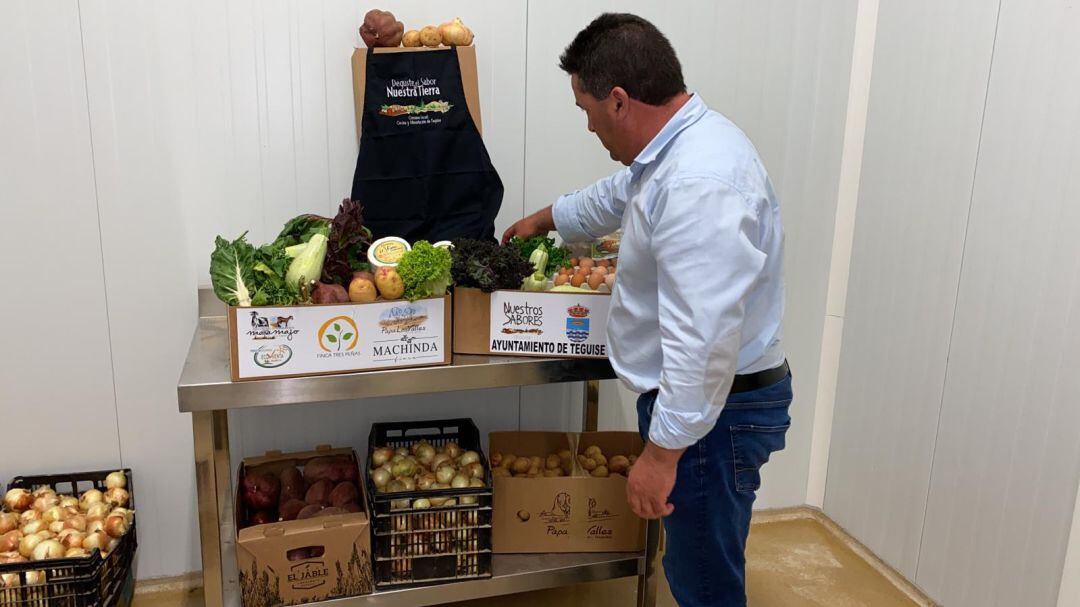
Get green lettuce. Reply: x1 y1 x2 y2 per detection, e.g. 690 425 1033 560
397 241 452 301
210 233 257 307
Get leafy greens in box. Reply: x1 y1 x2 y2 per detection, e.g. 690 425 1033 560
450 239 534 293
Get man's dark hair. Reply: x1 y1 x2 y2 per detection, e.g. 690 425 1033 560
559 13 686 105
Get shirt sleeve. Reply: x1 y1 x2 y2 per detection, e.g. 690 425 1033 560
551 169 631 243
647 178 768 449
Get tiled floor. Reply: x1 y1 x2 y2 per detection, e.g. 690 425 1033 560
135 516 919 606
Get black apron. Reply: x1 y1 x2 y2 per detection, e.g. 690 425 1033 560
351 48 503 243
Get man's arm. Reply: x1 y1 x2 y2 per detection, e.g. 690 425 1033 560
627 177 766 519
503 170 631 243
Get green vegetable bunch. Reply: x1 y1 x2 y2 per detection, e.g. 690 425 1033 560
396 241 452 301
450 239 534 292
210 232 303 307
509 235 572 274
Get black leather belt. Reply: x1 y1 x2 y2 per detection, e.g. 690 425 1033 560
647 360 789 397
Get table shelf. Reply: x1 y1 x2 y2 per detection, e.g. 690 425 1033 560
178 290 658 607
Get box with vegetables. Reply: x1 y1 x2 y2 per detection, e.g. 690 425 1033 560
1 469 136 607
234 446 373 607
451 235 617 359
488 431 645 554
210 199 453 381
365 419 492 589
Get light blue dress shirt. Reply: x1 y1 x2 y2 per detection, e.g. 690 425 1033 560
553 94 786 450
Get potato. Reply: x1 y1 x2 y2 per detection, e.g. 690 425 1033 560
249 510 276 526
305 480 334 506
501 454 517 469
329 482 359 508
543 469 563 478
419 25 441 47
608 455 630 474
348 277 377 303
375 267 404 300
578 455 597 472
591 465 609 478
558 450 572 462
303 456 358 484
529 456 544 470
511 458 531 474
312 282 350 304
279 467 305 504
593 453 608 467
314 507 346 518
402 30 422 47
584 445 603 459
279 499 307 521
242 471 280 511
296 504 323 520
492 468 511 478
489 452 503 467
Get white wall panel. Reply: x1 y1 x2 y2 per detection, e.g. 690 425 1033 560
524 0 858 508
0 0 122 478
823 0 1001 577
915 1 1080 604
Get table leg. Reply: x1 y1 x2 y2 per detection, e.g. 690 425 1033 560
637 518 662 607
582 380 599 432
193 410 231 607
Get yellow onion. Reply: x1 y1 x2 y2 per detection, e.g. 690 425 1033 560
443 442 462 459
451 475 470 489
32 494 59 513
431 453 451 470
86 520 105 535
109 508 134 526
4 489 32 512
65 547 89 558
19 510 40 524
48 521 65 534
104 538 120 555
1 572 18 588
370 468 391 489
79 489 104 512
63 515 87 533
0 513 17 534
439 18 473 46
58 496 79 510
21 520 47 536
82 531 108 553
41 506 67 525
85 503 111 522
103 515 129 539
104 488 129 508
18 533 43 558
0 551 26 564
62 506 80 519
435 466 456 485
0 531 21 553
31 539 64 561
371 447 394 468
105 472 127 490
59 530 85 549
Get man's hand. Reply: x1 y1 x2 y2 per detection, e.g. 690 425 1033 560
627 442 684 519
501 206 556 244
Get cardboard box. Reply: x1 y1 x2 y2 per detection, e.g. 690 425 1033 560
227 295 450 381
352 46 482 142
453 288 611 359
235 447 373 607
490 431 645 553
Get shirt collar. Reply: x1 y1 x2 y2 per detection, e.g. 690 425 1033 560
629 93 707 181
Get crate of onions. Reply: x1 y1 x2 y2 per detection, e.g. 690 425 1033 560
0 470 137 607
366 418 492 589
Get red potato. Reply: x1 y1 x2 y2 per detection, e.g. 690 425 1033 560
340 502 362 513
279 467 305 504
305 480 334 506
279 499 307 522
303 456 359 485
249 510 276 526
329 482 359 508
312 282 349 304
242 471 280 511
296 504 324 520
360 9 404 47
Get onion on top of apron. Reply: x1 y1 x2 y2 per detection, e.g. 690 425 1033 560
351 47 503 244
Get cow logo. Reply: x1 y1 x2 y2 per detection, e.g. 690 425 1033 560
253 344 292 368
539 492 572 524
566 304 590 343
317 316 358 352
245 311 298 341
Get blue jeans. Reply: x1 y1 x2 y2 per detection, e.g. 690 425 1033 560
637 374 793 607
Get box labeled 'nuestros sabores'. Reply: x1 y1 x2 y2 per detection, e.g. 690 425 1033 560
453 288 610 359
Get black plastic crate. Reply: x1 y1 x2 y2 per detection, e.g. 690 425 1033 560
366 419 492 589
0 470 137 607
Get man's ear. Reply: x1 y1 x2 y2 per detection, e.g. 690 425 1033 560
610 86 630 118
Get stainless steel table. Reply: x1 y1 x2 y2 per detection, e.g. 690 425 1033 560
177 292 661 607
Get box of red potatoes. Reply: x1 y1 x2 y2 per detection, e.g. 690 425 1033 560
234 446 373 606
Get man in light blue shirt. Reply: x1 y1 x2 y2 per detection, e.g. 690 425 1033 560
504 14 792 607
